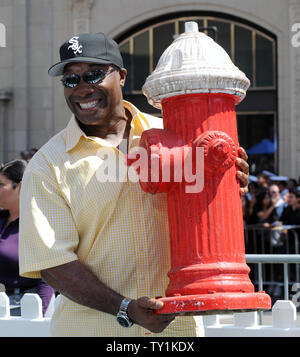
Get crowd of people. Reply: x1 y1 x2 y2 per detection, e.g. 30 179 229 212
242 172 300 301
242 172 300 252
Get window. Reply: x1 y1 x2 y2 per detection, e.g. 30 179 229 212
119 16 276 93
237 113 277 174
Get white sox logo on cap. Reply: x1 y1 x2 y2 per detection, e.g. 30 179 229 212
68 36 83 54
48 32 124 76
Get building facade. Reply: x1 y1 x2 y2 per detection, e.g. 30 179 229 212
0 0 299 179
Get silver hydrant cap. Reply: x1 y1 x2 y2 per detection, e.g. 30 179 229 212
142 21 250 109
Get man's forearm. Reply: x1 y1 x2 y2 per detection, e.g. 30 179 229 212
41 260 176 333
41 260 124 316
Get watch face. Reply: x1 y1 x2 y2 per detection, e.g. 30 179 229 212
117 315 131 328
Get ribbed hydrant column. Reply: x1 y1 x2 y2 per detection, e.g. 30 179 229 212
161 94 250 296
139 22 271 314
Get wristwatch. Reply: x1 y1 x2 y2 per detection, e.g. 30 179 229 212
116 298 134 328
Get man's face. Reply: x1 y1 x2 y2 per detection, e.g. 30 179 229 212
62 62 127 129
269 185 280 200
287 193 298 206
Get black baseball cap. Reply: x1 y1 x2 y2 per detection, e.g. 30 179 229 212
48 32 124 77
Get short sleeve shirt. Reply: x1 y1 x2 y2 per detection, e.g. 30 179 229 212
19 101 199 337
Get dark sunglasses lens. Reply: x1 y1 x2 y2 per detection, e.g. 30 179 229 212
84 70 106 84
61 74 80 88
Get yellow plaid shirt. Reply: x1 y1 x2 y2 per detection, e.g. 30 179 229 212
19 101 201 337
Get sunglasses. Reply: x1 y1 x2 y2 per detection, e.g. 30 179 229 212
61 66 118 88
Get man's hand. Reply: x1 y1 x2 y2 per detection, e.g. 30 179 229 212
236 147 249 195
127 296 176 333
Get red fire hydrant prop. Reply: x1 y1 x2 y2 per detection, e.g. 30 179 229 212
128 22 271 315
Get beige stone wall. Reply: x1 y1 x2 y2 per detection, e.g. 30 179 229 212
288 0 300 180
0 0 53 162
0 0 298 179
0 0 14 162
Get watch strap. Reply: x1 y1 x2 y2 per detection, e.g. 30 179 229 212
119 298 132 313
116 298 134 327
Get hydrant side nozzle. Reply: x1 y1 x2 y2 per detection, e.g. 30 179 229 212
193 130 238 175
130 129 186 194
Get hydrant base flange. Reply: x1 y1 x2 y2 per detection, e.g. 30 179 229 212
155 292 271 315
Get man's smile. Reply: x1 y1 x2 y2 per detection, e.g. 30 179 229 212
74 93 107 113
77 99 101 111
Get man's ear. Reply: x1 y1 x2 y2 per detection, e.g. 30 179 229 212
119 68 127 87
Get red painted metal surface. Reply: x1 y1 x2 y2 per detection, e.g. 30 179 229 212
129 92 271 315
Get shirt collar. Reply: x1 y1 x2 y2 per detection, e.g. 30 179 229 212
65 100 150 152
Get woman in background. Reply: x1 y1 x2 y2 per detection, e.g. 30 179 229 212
0 159 54 316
